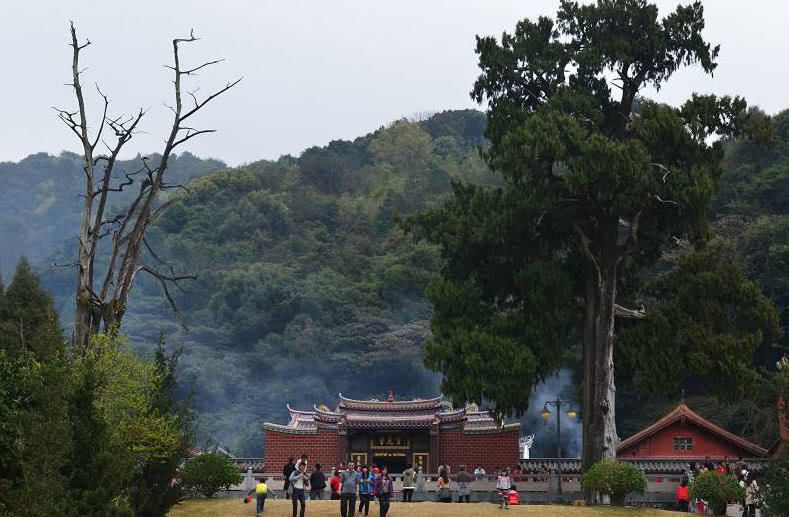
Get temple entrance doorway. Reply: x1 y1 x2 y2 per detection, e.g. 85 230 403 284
372 454 407 473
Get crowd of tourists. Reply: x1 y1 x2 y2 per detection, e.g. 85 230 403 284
246 456 525 516
675 456 761 516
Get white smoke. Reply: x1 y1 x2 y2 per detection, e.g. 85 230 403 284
520 369 582 458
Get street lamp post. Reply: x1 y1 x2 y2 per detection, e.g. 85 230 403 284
540 399 577 494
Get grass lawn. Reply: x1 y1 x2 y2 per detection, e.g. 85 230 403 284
168 499 682 517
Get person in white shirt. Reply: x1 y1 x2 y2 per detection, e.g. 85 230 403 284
474 466 487 480
289 454 309 517
496 469 511 510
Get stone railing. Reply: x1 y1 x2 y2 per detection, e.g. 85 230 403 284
227 457 769 505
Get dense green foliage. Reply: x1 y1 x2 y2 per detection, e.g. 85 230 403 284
31 111 496 454
615 110 789 447
764 452 789 517
4 100 787 458
405 0 776 470
618 242 781 399
180 453 243 498
580 460 647 505
0 152 224 280
690 471 744 516
0 261 193 517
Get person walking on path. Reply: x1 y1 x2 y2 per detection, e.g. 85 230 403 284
309 463 326 500
374 467 394 517
246 478 268 516
283 457 296 500
676 477 690 512
456 465 473 503
415 465 425 495
330 468 341 500
357 465 375 517
339 461 358 517
436 470 451 503
401 464 415 502
289 456 309 517
744 475 760 517
496 468 512 510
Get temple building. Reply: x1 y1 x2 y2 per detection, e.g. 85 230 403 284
264 392 520 473
617 404 768 459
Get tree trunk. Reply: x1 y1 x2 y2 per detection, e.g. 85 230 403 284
582 258 620 502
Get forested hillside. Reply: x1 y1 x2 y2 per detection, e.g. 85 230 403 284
39 111 498 454
615 109 789 448
0 152 224 278
5 109 786 456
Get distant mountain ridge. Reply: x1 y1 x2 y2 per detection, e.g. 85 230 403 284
0 151 225 278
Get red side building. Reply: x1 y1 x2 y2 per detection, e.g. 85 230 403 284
617 404 768 459
264 393 520 473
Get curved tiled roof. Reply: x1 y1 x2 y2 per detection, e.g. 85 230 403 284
338 393 442 411
617 404 768 457
265 396 518 435
263 422 317 434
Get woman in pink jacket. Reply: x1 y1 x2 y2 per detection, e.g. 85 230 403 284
374 467 394 517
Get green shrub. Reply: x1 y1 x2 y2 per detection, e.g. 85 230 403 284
581 460 648 505
180 453 243 498
763 453 789 517
690 470 744 515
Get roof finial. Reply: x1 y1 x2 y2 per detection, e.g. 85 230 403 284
680 389 686 405
387 391 394 403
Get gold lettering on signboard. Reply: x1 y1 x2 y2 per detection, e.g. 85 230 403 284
370 434 411 450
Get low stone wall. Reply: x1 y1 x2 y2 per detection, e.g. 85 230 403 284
229 471 679 506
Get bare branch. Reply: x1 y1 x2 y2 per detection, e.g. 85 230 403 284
143 238 168 265
574 222 602 281
172 128 216 148
178 77 242 123
614 303 647 319
182 58 225 76
161 182 191 194
654 194 679 206
136 265 197 331
90 83 109 151
149 197 180 224
649 162 671 183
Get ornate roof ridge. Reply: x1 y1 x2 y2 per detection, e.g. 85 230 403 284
338 393 442 409
313 404 341 416
263 422 317 435
286 404 316 416
339 393 442 404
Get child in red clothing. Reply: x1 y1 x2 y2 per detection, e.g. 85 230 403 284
329 469 341 500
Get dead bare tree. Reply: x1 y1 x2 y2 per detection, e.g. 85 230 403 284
56 23 241 349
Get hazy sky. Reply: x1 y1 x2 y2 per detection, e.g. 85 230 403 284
2 1 787 166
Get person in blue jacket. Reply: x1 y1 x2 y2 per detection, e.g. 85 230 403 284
357 465 375 516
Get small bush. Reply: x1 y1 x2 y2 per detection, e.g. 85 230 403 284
690 470 744 515
180 453 243 498
763 452 789 517
581 460 647 505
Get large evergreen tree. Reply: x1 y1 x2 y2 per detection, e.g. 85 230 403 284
406 0 772 475
0 258 60 360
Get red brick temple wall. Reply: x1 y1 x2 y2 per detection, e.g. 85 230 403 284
439 427 520 472
265 428 339 472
